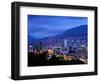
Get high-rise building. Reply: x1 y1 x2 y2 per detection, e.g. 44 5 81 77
64 39 68 47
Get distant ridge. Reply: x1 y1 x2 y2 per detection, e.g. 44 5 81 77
40 24 88 40
57 25 87 38
28 25 88 44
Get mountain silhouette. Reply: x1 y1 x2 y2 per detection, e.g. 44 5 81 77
56 25 87 38
40 25 87 40
28 24 87 44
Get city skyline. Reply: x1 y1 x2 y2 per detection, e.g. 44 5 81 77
28 15 88 66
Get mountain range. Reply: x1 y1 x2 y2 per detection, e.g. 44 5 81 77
28 24 87 44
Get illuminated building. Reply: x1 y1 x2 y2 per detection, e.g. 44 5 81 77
28 45 33 53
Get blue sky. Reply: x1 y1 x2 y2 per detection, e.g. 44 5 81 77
28 15 88 39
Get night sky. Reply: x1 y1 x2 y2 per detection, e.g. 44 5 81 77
28 15 87 39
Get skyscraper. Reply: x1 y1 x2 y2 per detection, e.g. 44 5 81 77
64 39 68 47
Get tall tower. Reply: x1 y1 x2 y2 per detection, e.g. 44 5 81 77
62 39 69 54
64 39 68 47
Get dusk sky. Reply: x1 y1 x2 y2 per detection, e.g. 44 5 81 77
28 15 88 39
